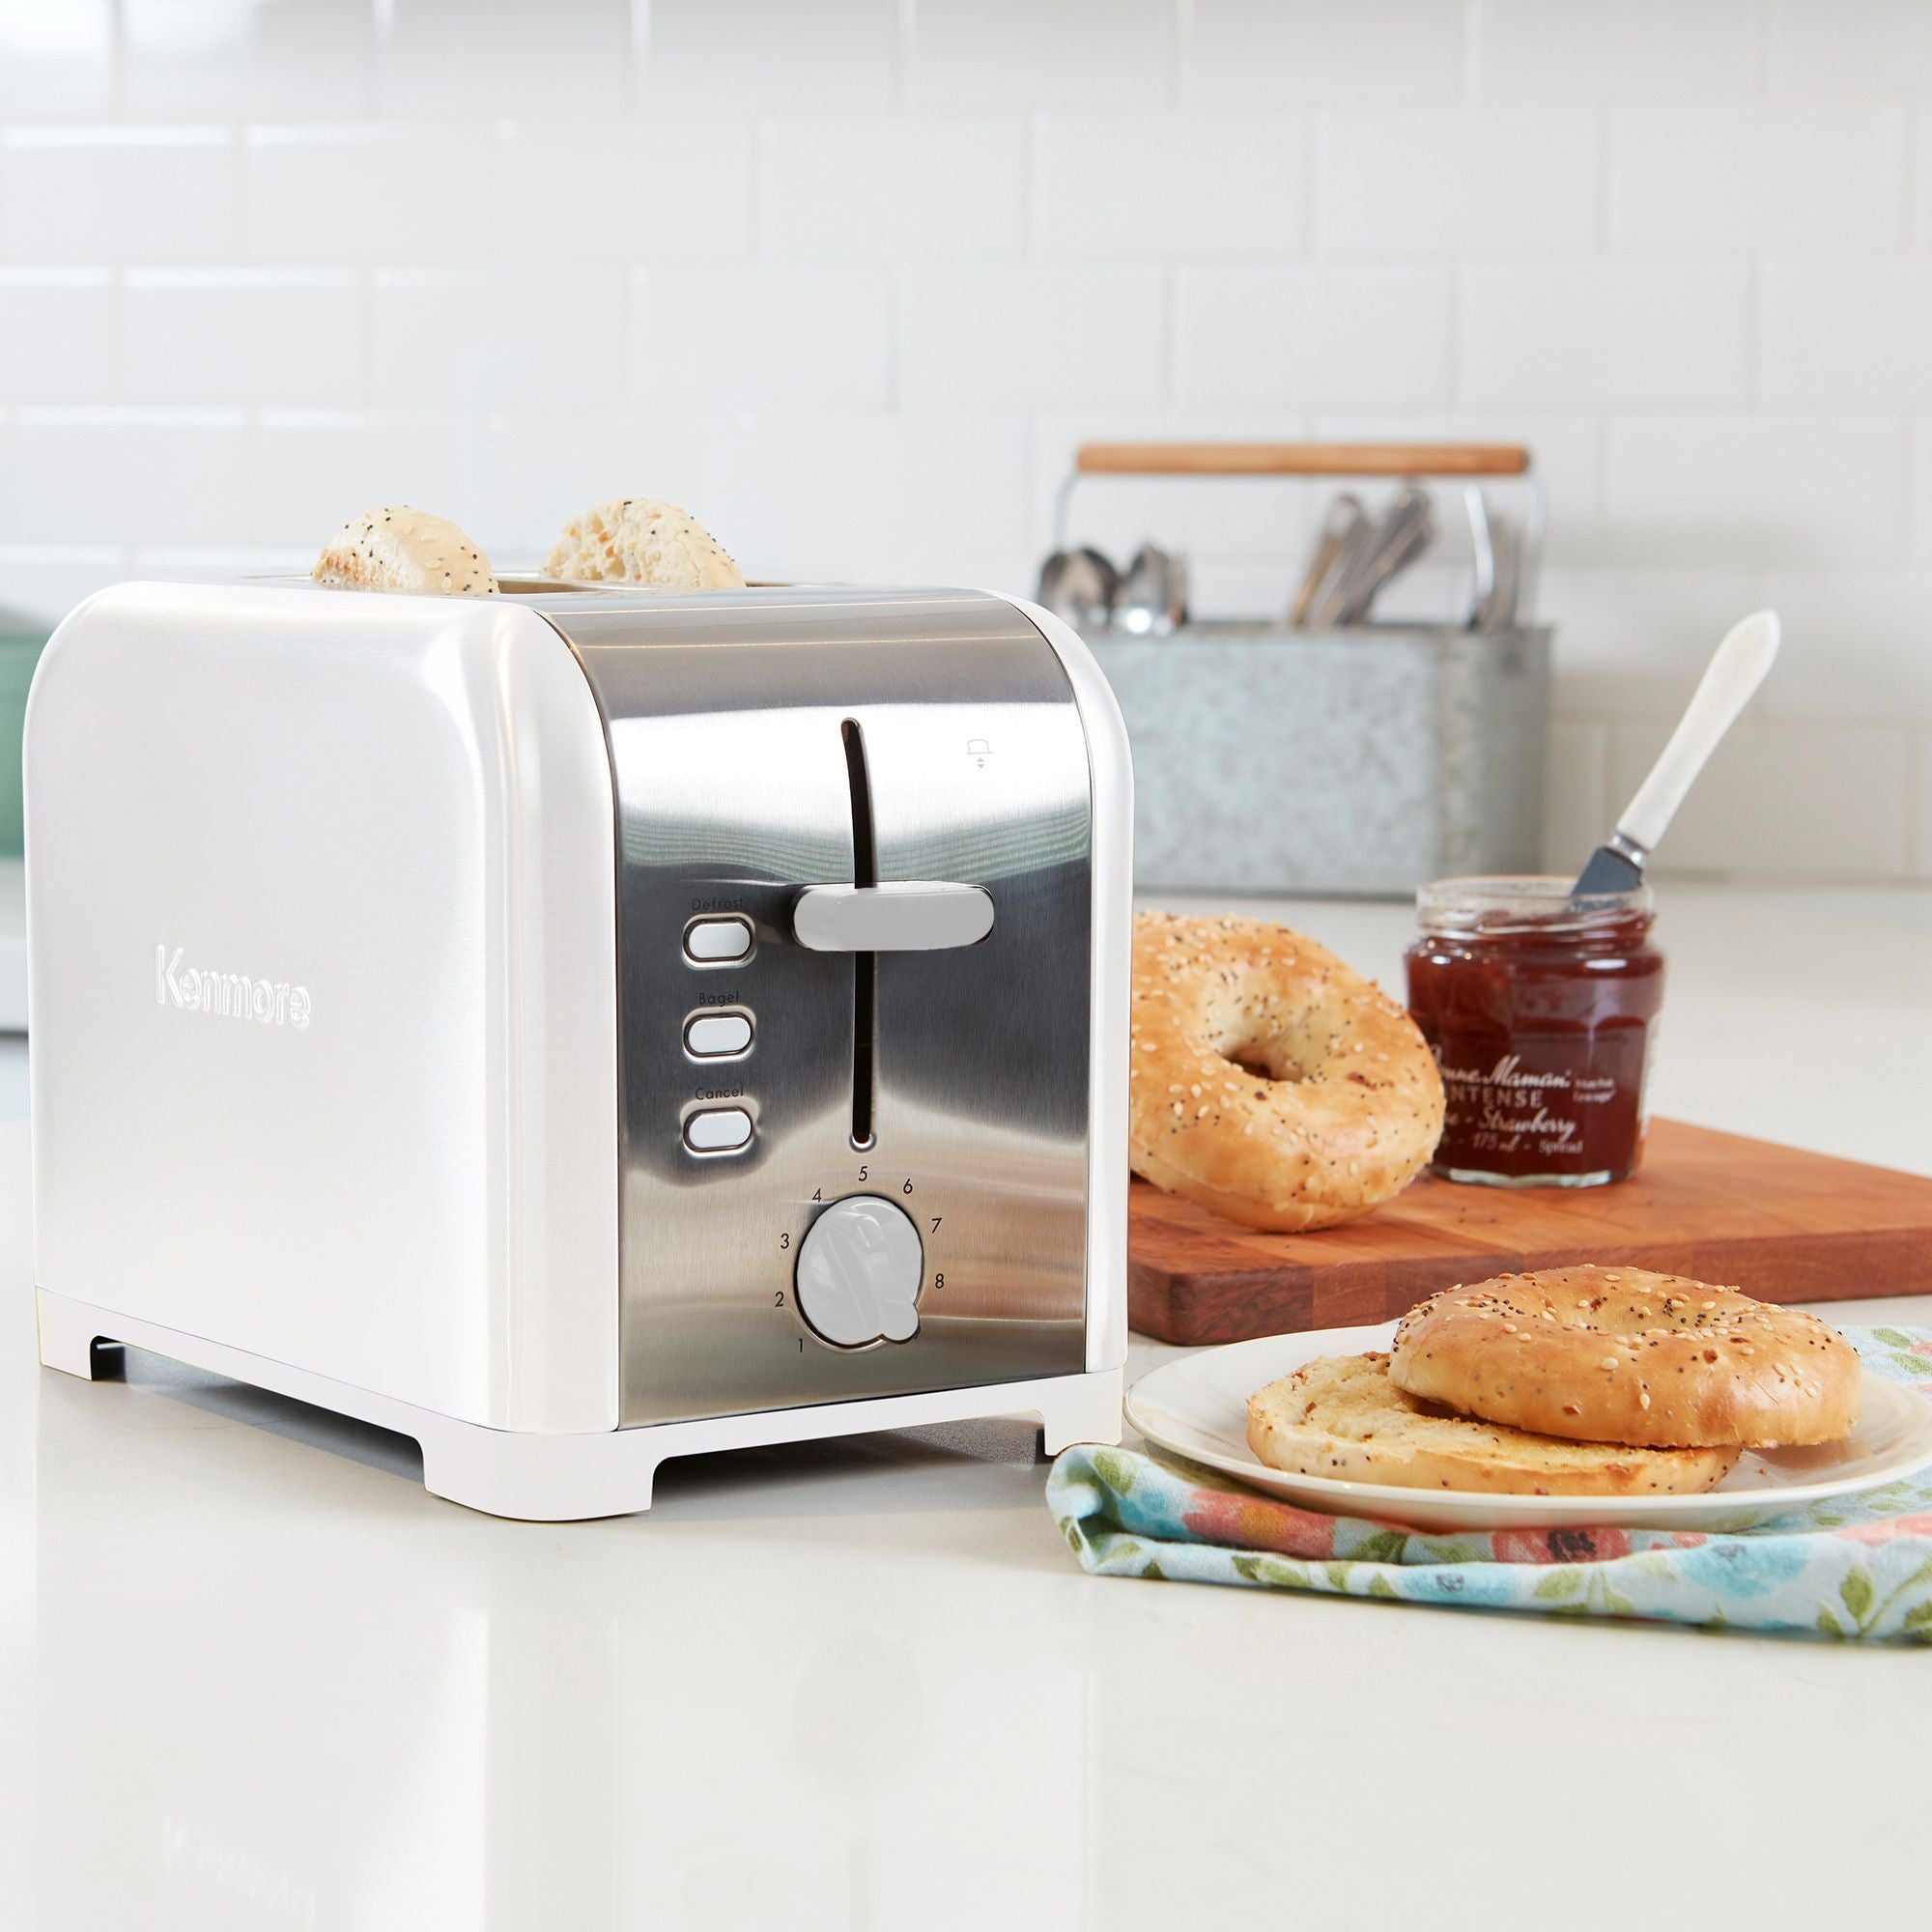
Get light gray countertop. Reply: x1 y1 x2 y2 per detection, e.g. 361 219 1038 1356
5 884 1931 1928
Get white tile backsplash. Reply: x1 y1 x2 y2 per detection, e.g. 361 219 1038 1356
1034 115 1304 259
0 1 114 122
631 266 894 412
1761 260 1932 409
121 0 378 124
14 409 249 546
900 266 1166 410
1607 720 1912 881
1605 417 1910 569
376 269 626 411
2 128 239 264
0 0 1925 882
1184 1 1464 104
644 0 898 113
1461 262 1752 411
759 120 1024 264
1315 109 1602 257
1178 267 1454 411
126 269 365 407
908 0 1178 109
498 123 753 265
0 271 117 406
1478 1 1766 99
1610 103 1908 252
242 127 495 265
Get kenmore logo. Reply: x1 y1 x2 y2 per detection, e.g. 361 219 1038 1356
156 945 311 1030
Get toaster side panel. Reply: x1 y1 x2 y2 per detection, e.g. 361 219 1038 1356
25 583 619 1434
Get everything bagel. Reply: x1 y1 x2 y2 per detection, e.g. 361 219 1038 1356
1390 1264 1862 1448
1128 912 1444 1232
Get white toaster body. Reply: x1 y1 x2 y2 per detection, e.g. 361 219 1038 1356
26 581 1130 1518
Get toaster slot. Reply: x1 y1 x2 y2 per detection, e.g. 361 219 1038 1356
840 718 878 1150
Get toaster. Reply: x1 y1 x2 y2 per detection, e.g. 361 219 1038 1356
25 580 1131 1519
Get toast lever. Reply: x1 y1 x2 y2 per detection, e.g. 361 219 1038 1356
792 882 995 952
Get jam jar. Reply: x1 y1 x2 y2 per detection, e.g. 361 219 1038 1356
1404 876 1664 1188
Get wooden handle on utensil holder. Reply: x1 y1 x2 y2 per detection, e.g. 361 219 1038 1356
1075 441 1531 478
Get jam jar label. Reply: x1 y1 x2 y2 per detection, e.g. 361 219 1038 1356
1434 1030 1649 1175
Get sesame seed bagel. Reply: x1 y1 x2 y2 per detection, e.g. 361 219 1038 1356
1389 1265 1861 1449
312 505 497 596
1247 1352 1740 1497
1129 912 1444 1232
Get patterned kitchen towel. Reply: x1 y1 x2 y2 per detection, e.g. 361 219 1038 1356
1048 1326 1932 1640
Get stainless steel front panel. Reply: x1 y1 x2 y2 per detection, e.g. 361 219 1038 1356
544 587 1093 1426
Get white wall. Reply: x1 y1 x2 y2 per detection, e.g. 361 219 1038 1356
1 0 1928 883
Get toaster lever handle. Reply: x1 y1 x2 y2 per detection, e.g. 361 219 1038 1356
792 882 995 952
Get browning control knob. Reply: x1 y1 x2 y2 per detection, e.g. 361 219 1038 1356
794 1195 923 1348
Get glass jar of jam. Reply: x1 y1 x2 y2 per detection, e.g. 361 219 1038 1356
1404 876 1664 1188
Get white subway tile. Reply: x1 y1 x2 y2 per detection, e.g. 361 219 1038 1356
0 0 112 121
1317 108 1600 258
629 268 892 412
1034 114 1304 259
383 0 631 120
497 123 753 264
1609 719 1910 881
0 544 128 626
1771 0 1932 92
468 411 726 565
1537 565 1760 716
14 409 249 546
1031 409 1318 571
1309 412 1602 566
243 128 494 266
1611 104 1907 252
2 129 238 266
645 0 896 112
1605 418 1908 568
1462 262 1751 411
759 119 1024 264
122 0 377 122
1753 570 1932 724
1540 720 1610 877
909 0 1177 109
900 266 1166 410
1177 267 1453 411
713 412 1031 582
125 270 365 407
1478 0 1764 99
250 410 470 549
0 271 116 406
375 269 625 411
1763 261 1932 410
1185 1 1463 104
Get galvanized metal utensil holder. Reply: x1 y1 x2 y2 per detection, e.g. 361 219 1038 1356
1059 442 1550 899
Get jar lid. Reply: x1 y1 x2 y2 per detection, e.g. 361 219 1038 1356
1416 873 1653 937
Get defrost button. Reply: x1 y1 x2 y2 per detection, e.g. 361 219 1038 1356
685 917 753 963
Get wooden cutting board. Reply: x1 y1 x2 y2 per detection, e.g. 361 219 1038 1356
1128 1118 1932 1345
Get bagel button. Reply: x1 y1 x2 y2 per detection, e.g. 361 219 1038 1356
686 917 753 963
685 1011 753 1058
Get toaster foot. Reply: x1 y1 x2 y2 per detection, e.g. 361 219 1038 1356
35 1283 113 1379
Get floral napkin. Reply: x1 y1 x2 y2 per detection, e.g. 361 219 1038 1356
1047 1326 1932 1640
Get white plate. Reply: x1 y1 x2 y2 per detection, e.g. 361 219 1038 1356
1125 1322 1932 1534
